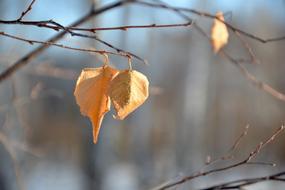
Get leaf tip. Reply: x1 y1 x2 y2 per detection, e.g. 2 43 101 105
211 11 229 53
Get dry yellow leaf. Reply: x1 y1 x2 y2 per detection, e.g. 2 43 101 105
211 11 229 53
109 70 149 120
74 65 118 143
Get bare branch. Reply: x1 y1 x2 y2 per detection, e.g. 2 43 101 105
0 31 129 57
0 22 192 64
136 0 285 43
141 0 285 102
0 19 193 32
152 126 285 190
196 21 285 102
69 31 147 63
74 22 193 31
0 0 130 83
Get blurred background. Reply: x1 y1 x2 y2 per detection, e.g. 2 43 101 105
0 0 285 189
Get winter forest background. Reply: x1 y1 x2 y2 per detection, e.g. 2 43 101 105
0 0 285 190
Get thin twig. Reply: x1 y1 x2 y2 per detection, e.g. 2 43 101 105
0 19 193 32
194 23 285 102
201 171 285 190
205 125 249 166
0 3 194 66
221 51 285 101
0 31 128 57
73 22 193 31
136 0 285 43
229 124 249 152
245 161 276 167
0 0 131 83
70 31 147 63
234 31 260 64
152 126 285 190
0 21 191 63
10 17 145 62
145 0 285 102
3 0 285 44
17 0 36 21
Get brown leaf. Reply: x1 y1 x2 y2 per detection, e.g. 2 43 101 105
74 66 118 143
109 70 149 120
211 12 229 53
